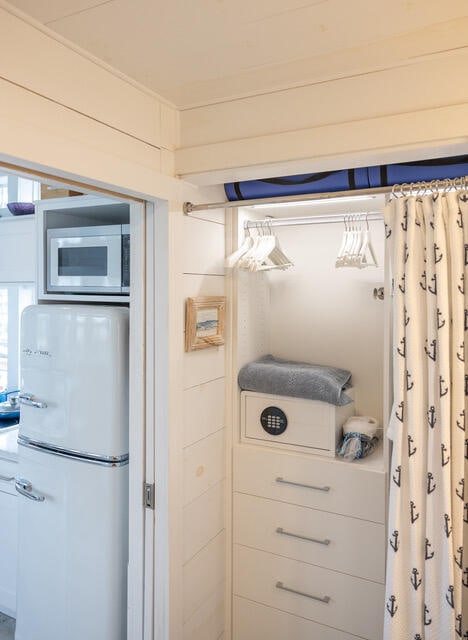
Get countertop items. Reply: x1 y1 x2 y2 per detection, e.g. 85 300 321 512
0 426 19 463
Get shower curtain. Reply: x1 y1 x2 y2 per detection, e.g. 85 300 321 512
384 190 468 639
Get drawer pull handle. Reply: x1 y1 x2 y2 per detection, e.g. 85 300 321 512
276 477 330 492
276 527 330 546
0 473 14 482
276 580 330 604
15 479 45 502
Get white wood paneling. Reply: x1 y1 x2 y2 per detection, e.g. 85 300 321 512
176 102 468 182
0 7 165 148
183 581 225 640
183 429 225 506
181 274 225 321
187 209 226 225
160 149 175 177
8 0 467 110
0 217 35 282
183 481 225 564
180 49 468 148
183 346 225 390
179 212 227 639
183 378 225 448
183 531 225 622
6 0 112 24
160 103 180 152
0 77 189 205
182 217 225 276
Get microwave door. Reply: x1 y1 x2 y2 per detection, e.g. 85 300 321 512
48 235 122 293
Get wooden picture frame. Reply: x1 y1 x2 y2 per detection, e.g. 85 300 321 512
185 296 226 352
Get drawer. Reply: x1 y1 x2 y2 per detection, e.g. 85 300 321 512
234 493 385 582
234 545 384 640
233 445 385 523
241 391 354 457
233 596 372 640
0 459 17 496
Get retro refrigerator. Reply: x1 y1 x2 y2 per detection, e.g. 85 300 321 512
14 304 129 640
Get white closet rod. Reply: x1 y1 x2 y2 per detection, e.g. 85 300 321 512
244 212 383 229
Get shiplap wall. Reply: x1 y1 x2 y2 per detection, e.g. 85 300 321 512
179 211 226 640
0 5 186 204
176 47 468 184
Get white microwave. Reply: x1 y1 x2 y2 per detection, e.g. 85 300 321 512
47 224 130 294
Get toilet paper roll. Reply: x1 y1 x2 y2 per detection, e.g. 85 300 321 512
343 416 379 438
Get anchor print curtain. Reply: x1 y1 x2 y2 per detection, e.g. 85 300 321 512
384 191 468 640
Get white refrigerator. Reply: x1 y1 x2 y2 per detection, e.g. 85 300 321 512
14 304 129 640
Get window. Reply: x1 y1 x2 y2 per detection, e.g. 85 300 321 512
0 283 35 392
0 175 40 216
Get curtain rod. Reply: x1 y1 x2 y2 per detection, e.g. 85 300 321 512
244 212 383 229
183 184 393 214
184 175 468 214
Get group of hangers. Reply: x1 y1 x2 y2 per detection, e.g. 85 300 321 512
225 220 293 271
226 213 379 271
335 214 378 269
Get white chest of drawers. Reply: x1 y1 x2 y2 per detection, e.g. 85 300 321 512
232 444 386 640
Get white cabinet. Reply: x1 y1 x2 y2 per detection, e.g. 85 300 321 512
232 444 386 640
35 195 131 303
0 457 18 617
0 216 35 282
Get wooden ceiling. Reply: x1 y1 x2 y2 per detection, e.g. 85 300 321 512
7 0 468 108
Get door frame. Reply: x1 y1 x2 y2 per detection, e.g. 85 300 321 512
0 159 164 640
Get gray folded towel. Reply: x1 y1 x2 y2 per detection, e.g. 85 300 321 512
238 355 352 406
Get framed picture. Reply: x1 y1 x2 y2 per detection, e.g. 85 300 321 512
185 296 226 352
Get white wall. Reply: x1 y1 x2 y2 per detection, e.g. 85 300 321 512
168 207 227 640
0 5 187 203
176 47 468 184
265 218 385 423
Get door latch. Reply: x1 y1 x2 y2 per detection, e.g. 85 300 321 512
143 482 155 510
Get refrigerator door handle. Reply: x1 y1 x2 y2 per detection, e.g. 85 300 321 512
18 392 48 409
15 478 46 502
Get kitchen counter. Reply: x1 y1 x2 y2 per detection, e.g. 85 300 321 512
0 426 19 463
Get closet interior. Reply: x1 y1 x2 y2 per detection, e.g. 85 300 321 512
227 193 390 640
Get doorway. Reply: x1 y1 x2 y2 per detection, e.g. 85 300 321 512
0 164 163 640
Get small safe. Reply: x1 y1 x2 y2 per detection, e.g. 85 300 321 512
240 390 355 457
